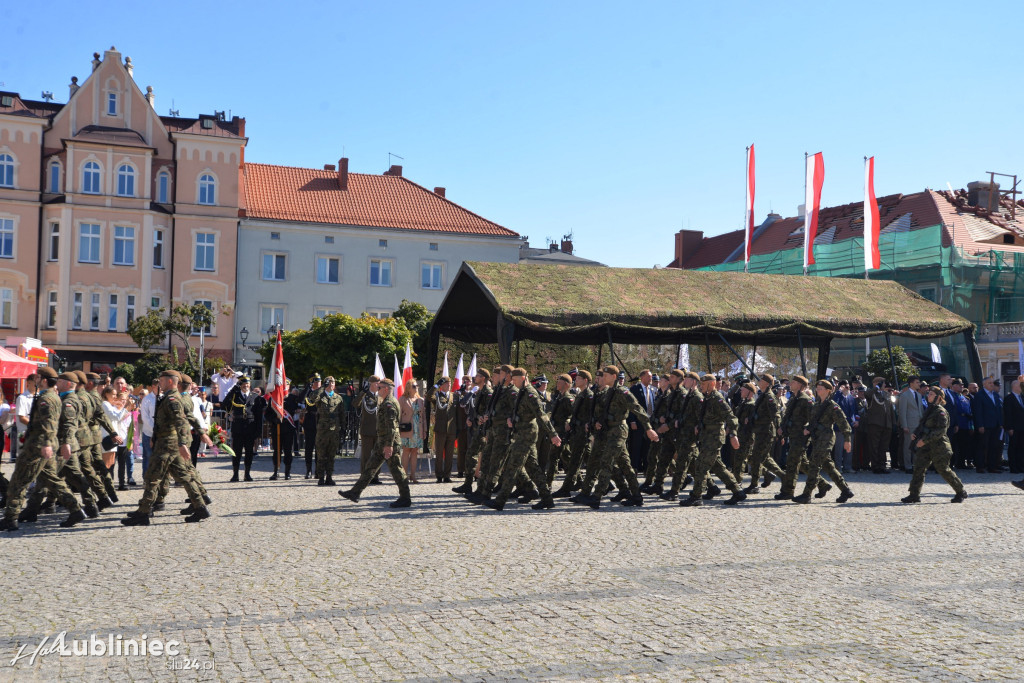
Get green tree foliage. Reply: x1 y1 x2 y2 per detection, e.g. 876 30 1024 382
863 345 915 387
126 303 216 374
392 300 431 363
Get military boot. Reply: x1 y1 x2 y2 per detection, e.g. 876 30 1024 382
791 493 812 504
701 484 721 500
723 491 747 505
679 495 702 507
531 495 555 510
83 502 100 518
836 488 855 503
0 517 17 532
59 509 86 528
389 496 411 509
901 494 921 504
951 491 968 503
17 508 37 523
338 489 360 503
815 482 833 499
610 489 630 503
184 507 211 523
761 472 775 488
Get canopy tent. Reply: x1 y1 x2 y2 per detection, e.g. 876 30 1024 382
428 261 982 382
0 346 39 379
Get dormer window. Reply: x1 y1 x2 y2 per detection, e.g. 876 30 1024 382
107 92 117 116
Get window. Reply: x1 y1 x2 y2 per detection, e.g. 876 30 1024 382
262 253 286 281
365 309 390 319
153 229 164 268
47 223 59 261
49 162 61 193
259 305 285 332
108 294 118 331
370 258 392 287
325 236 334 244
0 218 12 258
270 232 280 240
46 291 57 328
198 174 216 205
113 226 135 265
89 293 100 330
0 154 13 187
918 286 936 304
107 92 117 116
316 256 340 284
78 224 101 263
429 242 438 251
0 288 11 327
195 232 215 271
192 300 213 335
313 307 339 319
150 296 161 310
116 164 135 197
82 161 101 194
994 297 1016 323
157 172 169 203
126 295 136 326
421 262 443 290
378 239 387 248
72 292 83 329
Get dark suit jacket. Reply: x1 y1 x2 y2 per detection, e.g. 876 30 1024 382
627 383 654 427
1003 392 1024 431
971 390 1002 430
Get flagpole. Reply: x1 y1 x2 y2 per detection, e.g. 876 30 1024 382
803 152 808 276
744 145 750 274
864 156 871 360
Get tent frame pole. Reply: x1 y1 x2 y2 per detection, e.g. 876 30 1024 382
704 334 713 374
717 333 758 380
797 329 808 377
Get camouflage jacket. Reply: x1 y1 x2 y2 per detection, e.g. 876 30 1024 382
488 382 519 433
548 390 575 438
59 391 82 452
808 398 852 444
916 403 951 452
179 393 203 434
596 385 652 430
698 389 738 442
153 388 192 448
663 386 685 431
73 387 94 448
511 383 556 440
567 386 594 437
751 389 779 434
781 390 814 437
24 388 59 452
736 397 757 441
376 395 401 444
677 387 704 445
315 390 345 430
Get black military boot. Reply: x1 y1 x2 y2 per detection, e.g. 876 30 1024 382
389 496 411 509
483 497 505 511
531 495 555 510
681 475 694 490
59 509 87 528
230 467 240 483
610 489 629 503
180 504 199 515
836 488 855 503
639 481 654 494
17 508 37 523
901 494 921 504
324 475 336 486
742 484 760 494
269 472 279 481
679 495 702 507
244 470 254 482
701 484 721 500
96 496 113 511
202 494 212 505
317 474 326 486
774 491 793 501
152 502 165 512
83 502 99 518
0 517 17 531
452 482 473 494
517 490 538 504
761 472 776 488
622 493 644 507
792 492 812 504
723 491 747 505
184 507 211 523
951 491 967 503
106 487 119 503
815 482 833 499
338 489 360 503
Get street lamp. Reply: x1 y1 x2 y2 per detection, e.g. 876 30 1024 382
267 322 281 340
240 327 249 345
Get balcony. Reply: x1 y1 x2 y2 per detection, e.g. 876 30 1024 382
976 322 1024 343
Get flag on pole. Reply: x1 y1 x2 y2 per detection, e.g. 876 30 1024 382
265 330 289 421
442 351 450 384
1018 339 1023 371
930 343 942 364
454 354 465 391
864 156 880 271
373 353 385 381
677 344 690 370
393 355 402 399
745 144 755 267
402 342 413 393
804 152 825 269
468 354 478 381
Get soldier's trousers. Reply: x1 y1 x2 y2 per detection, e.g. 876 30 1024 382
478 426 511 493
644 440 663 482
908 445 963 497
689 436 741 498
748 431 784 483
349 438 410 498
800 442 851 497
591 423 640 499
544 439 568 487
316 428 341 477
359 432 376 473
76 441 106 501
304 423 317 475
137 451 204 514
652 434 681 486
5 453 81 519
558 432 591 490
89 440 117 498
462 430 485 486
59 450 95 505
495 424 551 503
156 455 208 505
434 428 456 478
732 439 755 482
456 429 469 476
781 435 826 495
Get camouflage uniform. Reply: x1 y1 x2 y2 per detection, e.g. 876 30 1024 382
458 383 494 489
543 389 574 486
492 384 557 506
3 388 82 521
135 389 206 515
651 386 686 486
477 382 519 495
555 385 594 493
778 390 826 497
589 384 651 501
688 389 743 500
314 390 345 481
798 398 853 499
345 394 410 499
907 403 964 498
656 387 703 497
733 396 756 482
642 389 670 484
747 389 785 488
155 391 209 506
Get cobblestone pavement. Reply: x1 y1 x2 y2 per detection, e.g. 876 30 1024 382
1 454 1022 682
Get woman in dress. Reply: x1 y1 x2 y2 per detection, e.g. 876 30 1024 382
399 379 426 483
100 386 133 490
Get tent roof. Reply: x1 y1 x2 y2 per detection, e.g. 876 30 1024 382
431 261 974 347
0 346 39 379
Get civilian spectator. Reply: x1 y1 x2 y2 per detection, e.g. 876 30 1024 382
627 369 655 475
897 376 925 472
101 386 133 490
212 366 238 407
399 379 426 483
139 377 158 475
833 379 857 473
972 376 1004 473
1003 379 1024 473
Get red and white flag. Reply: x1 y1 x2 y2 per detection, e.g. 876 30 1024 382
468 354 477 380
402 342 413 393
453 354 465 391
804 152 825 269
442 351 450 384
393 355 402 399
265 330 288 421
373 353 385 381
745 144 755 267
864 156 880 271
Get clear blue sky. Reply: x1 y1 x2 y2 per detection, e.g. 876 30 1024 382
3 1 1022 267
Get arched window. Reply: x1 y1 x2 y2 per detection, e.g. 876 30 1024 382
116 164 135 197
49 161 62 193
82 161 101 194
157 171 170 203
0 154 14 188
198 174 216 205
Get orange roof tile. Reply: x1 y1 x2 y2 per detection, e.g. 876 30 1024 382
242 162 519 238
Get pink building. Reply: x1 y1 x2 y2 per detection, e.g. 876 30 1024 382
0 47 246 372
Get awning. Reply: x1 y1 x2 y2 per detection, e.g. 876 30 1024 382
0 347 40 379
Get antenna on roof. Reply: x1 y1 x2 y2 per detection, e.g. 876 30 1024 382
169 99 179 117
41 91 54 102
388 152 404 167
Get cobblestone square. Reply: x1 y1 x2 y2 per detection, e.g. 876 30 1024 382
2 455 1022 681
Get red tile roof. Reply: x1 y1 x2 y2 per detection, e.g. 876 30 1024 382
242 162 519 237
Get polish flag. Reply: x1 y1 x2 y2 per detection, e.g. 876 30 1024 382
745 144 755 266
453 354 464 391
864 156 880 271
442 351 450 384
373 353 385 381
468 354 477 380
265 330 288 420
393 355 402 399
804 152 825 268
402 342 413 393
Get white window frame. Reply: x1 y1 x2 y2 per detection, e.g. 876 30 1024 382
116 163 136 197
82 161 101 194
259 304 286 333
0 153 14 188
420 261 445 290
157 171 170 203
0 217 13 259
48 160 62 193
316 255 340 284
113 225 135 266
198 173 216 205
153 229 164 268
364 309 391 319
72 292 83 329
126 294 136 326
0 288 12 327
108 293 118 331
107 92 118 116
261 252 287 281
192 299 213 336
78 223 101 264
194 232 216 272
47 223 59 261
369 258 393 287
313 307 339 319
89 292 101 331
46 291 58 329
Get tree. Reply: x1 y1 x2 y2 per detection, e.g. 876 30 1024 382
126 303 216 377
863 346 915 387
392 299 431 363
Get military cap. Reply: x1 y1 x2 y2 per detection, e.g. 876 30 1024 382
556 374 572 384
533 374 548 384
684 371 701 381
438 376 451 385
72 370 87 384
511 367 528 378
791 375 810 387
742 382 758 393
58 371 79 382
872 376 886 386
85 372 100 382
733 373 748 383
669 369 685 379
380 377 395 387
576 369 592 381
322 375 334 384
499 364 514 374
179 374 193 385
476 367 491 380
367 374 380 383
617 371 626 379
38 366 58 380
602 365 619 377
760 373 775 385
816 379 833 391
159 369 181 381
699 373 716 383
651 374 660 382
309 372 322 381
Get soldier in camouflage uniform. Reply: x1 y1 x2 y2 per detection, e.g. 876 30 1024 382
640 374 671 490
314 376 345 486
572 365 658 509
543 374 575 487
339 378 411 507
154 375 213 515
775 375 828 501
552 370 594 497
657 371 704 499
732 382 758 484
680 374 747 507
902 384 966 504
37 371 100 516
122 370 210 525
793 380 855 504
572 381 629 501
470 365 518 503
483 368 562 511
1 369 86 531
452 368 494 494
85 372 121 503
744 374 786 494
649 370 686 494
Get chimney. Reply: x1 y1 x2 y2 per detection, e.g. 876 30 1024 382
673 229 705 268
560 238 573 254
384 164 403 177
124 56 133 78
323 164 336 171
433 187 446 198
338 157 349 191
69 76 79 98
549 242 558 253
145 85 154 110
967 180 1000 212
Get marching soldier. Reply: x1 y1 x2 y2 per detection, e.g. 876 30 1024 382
85 372 121 503
775 375 828 501
302 373 322 478
744 374 785 494
640 374 670 490
793 380 855 504
429 377 458 483
452 368 493 495
654 371 701 500
355 376 381 483
902 384 967 504
732 382 758 484
338 378 411 508
551 370 594 497
455 377 472 477
224 376 259 482
469 366 517 503
543 374 575 487
153 375 213 514
314 376 345 486
679 374 746 507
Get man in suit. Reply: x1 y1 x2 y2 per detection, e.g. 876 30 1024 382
1002 378 1024 473
861 377 892 473
971 376 1004 473
627 369 655 475
897 376 925 472
944 377 970 469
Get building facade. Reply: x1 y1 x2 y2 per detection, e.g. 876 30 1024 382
0 47 245 371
